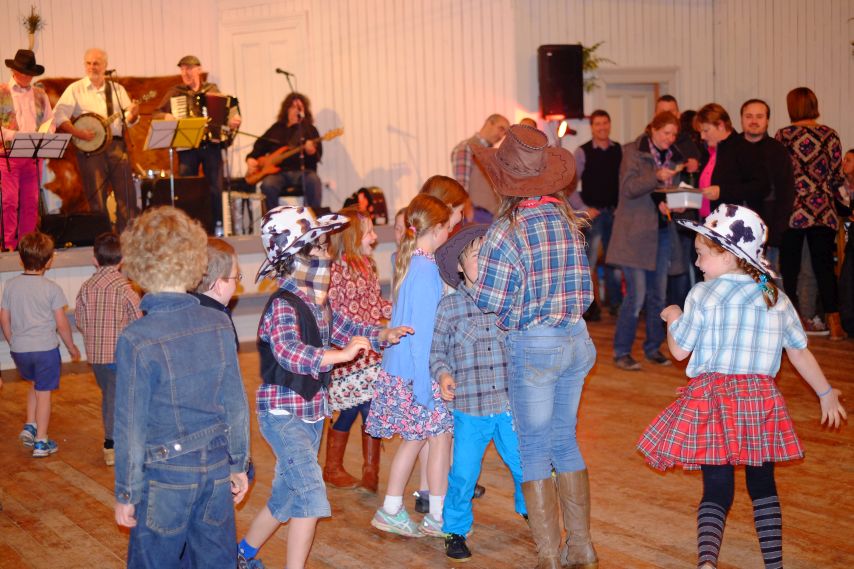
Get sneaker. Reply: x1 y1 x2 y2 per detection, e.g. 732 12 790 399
103 448 115 466
32 439 58 458
237 552 266 569
472 484 486 499
419 514 446 538
19 424 36 447
371 507 423 538
445 533 472 562
614 354 642 371
645 351 672 366
413 490 429 514
803 316 830 336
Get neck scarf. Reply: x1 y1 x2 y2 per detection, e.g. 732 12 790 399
291 255 331 307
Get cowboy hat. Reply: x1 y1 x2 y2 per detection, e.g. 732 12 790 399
435 224 489 288
471 124 575 197
4 49 44 76
677 203 775 277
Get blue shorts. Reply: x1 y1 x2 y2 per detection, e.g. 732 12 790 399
258 411 331 522
11 348 61 391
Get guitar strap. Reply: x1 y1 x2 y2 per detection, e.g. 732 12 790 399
105 80 114 117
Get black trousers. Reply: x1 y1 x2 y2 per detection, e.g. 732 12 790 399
780 226 839 313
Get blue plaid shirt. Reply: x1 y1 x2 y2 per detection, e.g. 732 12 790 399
463 203 592 331
430 291 510 416
670 273 808 378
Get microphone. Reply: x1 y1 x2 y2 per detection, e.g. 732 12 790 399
105 69 117 75
275 68 295 77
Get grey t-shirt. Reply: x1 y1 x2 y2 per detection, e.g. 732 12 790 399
1 274 67 353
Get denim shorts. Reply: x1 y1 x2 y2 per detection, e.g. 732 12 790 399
11 348 61 391
259 411 331 522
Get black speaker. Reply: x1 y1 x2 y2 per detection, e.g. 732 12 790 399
538 44 584 120
141 176 213 234
40 212 113 248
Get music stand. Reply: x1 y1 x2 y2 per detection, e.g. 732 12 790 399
144 118 207 206
8 133 72 227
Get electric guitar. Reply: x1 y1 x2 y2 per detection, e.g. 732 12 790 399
245 128 343 186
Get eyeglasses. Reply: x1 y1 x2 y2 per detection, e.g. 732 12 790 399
222 273 243 282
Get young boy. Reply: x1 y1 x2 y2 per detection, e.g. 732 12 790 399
190 238 241 347
0 231 80 458
431 224 526 562
113 207 250 567
75 232 142 466
237 206 412 569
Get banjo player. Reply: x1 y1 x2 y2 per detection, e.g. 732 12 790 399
53 48 140 232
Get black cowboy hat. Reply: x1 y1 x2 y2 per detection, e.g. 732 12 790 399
4 49 44 76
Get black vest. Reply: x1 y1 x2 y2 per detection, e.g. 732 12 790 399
258 289 331 400
580 141 622 209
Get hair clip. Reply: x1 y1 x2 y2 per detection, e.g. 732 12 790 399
757 273 772 293
409 225 417 233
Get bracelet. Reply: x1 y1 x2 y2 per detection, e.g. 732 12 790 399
817 386 833 398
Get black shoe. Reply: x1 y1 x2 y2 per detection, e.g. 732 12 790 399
472 484 485 499
445 533 472 562
414 491 429 514
645 351 672 366
614 354 642 371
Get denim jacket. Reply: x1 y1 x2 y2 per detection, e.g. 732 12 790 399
114 293 250 505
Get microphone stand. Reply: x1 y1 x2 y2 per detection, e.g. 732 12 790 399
107 71 136 227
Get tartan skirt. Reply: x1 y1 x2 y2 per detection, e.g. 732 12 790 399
637 373 804 471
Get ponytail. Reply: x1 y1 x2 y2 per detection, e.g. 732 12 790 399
392 194 450 302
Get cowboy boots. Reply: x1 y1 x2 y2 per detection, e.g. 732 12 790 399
826 312 847 341
522 478 563 569
556 470 598 569
323 428 359 488
360 426 381 493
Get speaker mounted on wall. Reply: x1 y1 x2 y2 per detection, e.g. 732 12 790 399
538 44 584 121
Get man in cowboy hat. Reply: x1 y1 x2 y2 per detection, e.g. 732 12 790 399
1 49 54 251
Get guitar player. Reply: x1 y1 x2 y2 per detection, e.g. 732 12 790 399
245 92 323 211
53 48 140 232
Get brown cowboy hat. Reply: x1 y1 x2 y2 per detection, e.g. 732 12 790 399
4 49 44 76
472 124 575 197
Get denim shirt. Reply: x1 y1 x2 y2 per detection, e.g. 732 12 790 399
114 293 250 505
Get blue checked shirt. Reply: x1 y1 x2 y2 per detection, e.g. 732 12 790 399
463 204 593 331
670 274 808 378
430 291 510 416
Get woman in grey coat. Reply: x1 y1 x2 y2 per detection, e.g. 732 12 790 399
606 112 684 370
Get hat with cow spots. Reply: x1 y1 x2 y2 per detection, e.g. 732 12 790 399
677 203 775 277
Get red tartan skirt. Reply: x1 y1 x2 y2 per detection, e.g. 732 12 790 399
637 373 804 471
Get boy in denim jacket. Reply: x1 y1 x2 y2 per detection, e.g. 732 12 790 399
237 206 412 569
113 207 250 568
431 224 526 562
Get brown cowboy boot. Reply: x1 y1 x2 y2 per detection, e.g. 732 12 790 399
323 428 359 488
522 478 563 569
556 470 598 569
827 312 847 341
360 426 381 493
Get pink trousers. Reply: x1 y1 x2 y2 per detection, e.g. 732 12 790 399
0 157 39 250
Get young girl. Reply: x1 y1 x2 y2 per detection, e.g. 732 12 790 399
638 204 847 569
324 206 392 492
366 192 454 538
418 174 468 230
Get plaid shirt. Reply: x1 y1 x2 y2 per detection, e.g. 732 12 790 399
463 204 592 331
256 279 383 422
670 274 808 378
430 291 510 416
74 266 142 364
451 133 488 189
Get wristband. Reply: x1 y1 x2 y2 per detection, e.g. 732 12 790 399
817 386 833 398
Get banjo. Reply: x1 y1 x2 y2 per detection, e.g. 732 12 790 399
71 90 156 154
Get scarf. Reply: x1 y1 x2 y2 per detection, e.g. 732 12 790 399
291 255 331 307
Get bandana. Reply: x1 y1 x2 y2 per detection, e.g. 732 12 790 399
291 255 331 307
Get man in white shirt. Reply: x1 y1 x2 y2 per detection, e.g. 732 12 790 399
0 49 54 251
53 48 140 232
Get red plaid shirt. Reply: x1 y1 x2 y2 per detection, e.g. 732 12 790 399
74 266 142 364
256 280 384 422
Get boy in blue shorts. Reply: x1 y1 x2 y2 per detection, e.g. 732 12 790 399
432 224 526 562
0 231 81 457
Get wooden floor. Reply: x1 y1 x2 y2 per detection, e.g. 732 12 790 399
0 314 851 568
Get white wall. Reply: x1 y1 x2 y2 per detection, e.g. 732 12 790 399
2 0 852 214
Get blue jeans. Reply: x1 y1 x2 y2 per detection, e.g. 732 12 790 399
584 208 622 307
332 400 371 433
614 226 670 358
505 321 596 482
442 410 526 535
92 363 117 441
179 145 224 225
127 438 235 569
260 170 322 211
258 411 331 521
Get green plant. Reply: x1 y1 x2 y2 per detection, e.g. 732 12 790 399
581 41 615 92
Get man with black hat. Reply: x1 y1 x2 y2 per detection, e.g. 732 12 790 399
1 49 54 251
155 55 241 229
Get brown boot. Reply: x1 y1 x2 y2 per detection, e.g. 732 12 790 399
360 426 381 493
522 478 563 569
827 312 847 341
323 428 359 488
556 470 598 569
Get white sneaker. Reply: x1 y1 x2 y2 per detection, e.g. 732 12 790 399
371 507 423 538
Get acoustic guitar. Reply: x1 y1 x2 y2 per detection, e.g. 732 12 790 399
71 90 156 154
245 128 343 186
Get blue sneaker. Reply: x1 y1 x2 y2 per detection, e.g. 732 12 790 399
419 514 447 538
371 507 423 537
19 424 36 447
237 552 266 569
32 439 58 458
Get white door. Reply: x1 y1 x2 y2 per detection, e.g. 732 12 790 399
602 83 657 144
